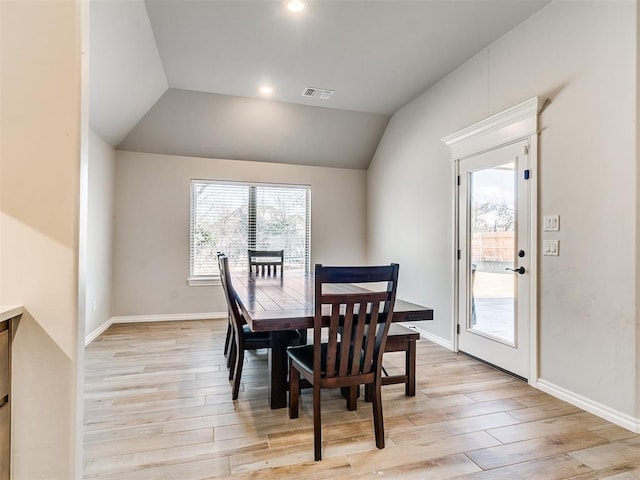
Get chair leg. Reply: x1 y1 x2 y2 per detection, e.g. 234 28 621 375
313 385 322 461
406 339 416 396
297 328 308 345
288 360 300 419
371 379 385 450
223 318 231 356
346 386 358 411
231 345 244 400
228 337 237 380
227 333 236 371
364 383 373 402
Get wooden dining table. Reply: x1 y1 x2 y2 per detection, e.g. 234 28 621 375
232 271 434 409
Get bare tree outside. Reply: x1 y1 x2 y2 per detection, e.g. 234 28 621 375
471 199 515 233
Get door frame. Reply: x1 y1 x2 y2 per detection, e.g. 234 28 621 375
442 96 547 386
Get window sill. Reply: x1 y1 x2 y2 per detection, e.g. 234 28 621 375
188 276 221 286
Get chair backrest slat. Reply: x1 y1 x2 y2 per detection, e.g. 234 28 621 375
325 305 340 376
350 308 367 376
362 304 381 371
338 302 356 377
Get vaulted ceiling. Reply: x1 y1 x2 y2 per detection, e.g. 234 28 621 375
90 0 550 169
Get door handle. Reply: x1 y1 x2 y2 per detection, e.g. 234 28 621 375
505 266 525 274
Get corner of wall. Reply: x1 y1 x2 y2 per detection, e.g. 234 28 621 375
635 0 640 423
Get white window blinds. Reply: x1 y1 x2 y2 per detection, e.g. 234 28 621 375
190 180 310 277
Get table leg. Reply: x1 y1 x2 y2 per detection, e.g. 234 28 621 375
268 331 289 409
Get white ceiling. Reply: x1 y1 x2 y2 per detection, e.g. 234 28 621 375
89 0 551 168
145 0 549 115
90 0 167 146
118 88 390 169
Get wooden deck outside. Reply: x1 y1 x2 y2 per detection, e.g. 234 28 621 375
84 319 640 479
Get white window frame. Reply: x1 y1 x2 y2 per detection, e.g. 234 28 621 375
188 179 311 285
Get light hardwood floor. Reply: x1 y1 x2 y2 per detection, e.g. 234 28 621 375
84 320 640 479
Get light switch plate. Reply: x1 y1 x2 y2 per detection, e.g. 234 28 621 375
543 239 559 256
544 215 560 232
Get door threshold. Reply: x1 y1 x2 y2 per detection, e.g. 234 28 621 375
459 351 527 383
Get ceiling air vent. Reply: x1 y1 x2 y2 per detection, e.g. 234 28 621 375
302 87 334 100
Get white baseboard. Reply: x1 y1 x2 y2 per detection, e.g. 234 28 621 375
404 323 453 350
535 378 640 433
85 319 113 346
111 312 227 324
85 312 227 345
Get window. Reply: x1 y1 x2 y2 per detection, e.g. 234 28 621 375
190 180 310 280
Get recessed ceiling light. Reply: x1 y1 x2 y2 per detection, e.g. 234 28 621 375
259 85 274 95
285 0 306 13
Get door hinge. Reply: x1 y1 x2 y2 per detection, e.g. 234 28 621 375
457 249 461 260
524 145 529 155
456 324 461 334
524 169 530 180
457 175 461 186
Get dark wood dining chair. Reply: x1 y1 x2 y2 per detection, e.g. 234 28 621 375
247 249 284 276
218 254 301 400
247 249 308 345
218 252 256 367
287 263 399 461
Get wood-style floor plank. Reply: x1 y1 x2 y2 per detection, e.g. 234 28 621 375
466 431 610 470
84 319 640 479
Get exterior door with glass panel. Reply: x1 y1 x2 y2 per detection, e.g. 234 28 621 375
457 140 530 379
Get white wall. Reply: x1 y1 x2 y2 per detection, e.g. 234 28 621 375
367 48 490 342
85 130 115 339
112 151 367 317
368 0 638 420
0 0 83 477
89 0 168 146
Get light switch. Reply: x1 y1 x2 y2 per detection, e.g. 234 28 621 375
543 240 559 256
544 215 560 232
